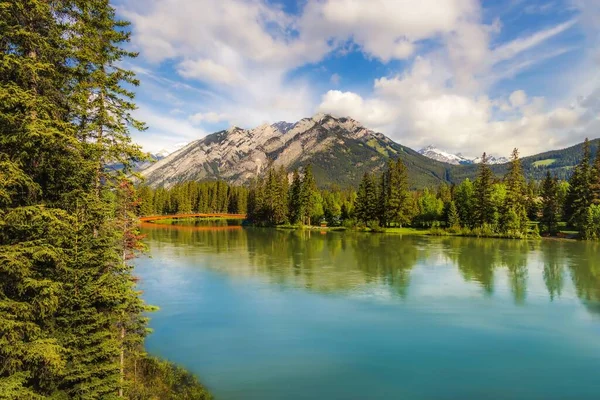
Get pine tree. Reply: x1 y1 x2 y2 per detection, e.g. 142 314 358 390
355 173 378 223
473 153 496 228
565 138 593 231
0 2 80 396
541 171 560 235
447 201 461 228
385 159 411 227
300 165 318 225
289 169 303 224
502 148 529 235
591 146 600 205
1 2 155 397
455 178 475 228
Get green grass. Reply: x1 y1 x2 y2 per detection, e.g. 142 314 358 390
147 217 240 224
366 138 390 156
382 227 432 235
532 159 557 167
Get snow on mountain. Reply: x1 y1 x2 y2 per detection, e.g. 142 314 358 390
472 155 510 165
418 146 509 165
417 146 469 165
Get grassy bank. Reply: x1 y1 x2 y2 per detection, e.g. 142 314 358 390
147 217 242 225
126 355 212 400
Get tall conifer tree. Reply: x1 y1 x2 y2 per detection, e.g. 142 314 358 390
502 148 529 235
473 153 495 227
541 171 560 235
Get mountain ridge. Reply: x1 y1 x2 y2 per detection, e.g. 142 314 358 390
140 114 599 188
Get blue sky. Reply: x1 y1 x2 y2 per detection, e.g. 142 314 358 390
115 0 600 158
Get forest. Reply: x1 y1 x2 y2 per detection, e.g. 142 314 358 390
0 1 211 398
139 139 600 240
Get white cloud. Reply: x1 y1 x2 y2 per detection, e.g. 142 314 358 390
177 59 240 85
189 112 229 124
119 0 596 156
132 105 207 153
300 0 481 62
509 90 527 108
491 19 577 63
318 55 585 158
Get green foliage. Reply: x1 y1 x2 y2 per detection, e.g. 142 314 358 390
474 153 496 227
0 2 209 398
137 181 248 216
501 149 529 236
447 201 461 228
541 171 560 235
126 355 212 400
582 205 600 240
565 138 594 232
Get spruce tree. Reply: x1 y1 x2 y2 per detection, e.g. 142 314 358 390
385 159 411 227
502 148 529 235
541 171 559 235
1 2 155 397
591 147 600 205
355 173 379 223
300 165 318 225
565 138 593 231
289 169 303 224
455 179 475 228
0 1 80 396
473 153 495 228
447 200 461 229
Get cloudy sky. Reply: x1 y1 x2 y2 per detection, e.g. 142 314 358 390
115 0 600 158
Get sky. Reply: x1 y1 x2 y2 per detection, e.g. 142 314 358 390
115 0 600 158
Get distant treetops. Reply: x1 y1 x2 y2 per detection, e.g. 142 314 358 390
238 141 600 239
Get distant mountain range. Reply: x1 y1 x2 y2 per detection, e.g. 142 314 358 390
417 145 509 165
139 114 599 188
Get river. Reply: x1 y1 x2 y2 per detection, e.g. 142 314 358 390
135 221 600 400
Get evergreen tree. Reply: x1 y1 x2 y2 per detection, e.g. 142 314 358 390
0 1 80 396
1 2 155 397
355 173 379 223
501 148 529 235
541 171 560 235
300 165 318 225
447 200 461 228
289 169 303 224
385 159 411 227
591 147 600 205
455 179 475 228
565 138 593 231
473 153 496 227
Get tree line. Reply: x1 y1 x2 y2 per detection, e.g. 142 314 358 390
1 1 210 398
236 142 600 239
137 181 248 216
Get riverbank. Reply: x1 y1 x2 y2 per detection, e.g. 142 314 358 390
126 354 212 399
269 223 582 240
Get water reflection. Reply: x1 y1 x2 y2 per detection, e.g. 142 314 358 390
141 224 600 312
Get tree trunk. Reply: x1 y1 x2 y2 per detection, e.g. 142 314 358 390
119 325 125 397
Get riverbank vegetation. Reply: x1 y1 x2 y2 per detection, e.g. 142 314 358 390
137 181 248 216
140 139 600 240
242 142 600 240
0 1 209 398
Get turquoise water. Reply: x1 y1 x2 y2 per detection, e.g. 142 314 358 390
136 223 600 399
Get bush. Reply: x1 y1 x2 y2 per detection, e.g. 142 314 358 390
126 355 212 400
367 220 384 232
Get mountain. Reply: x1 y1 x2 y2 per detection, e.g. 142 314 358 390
446 139 600 183
139 113 599 188
418 146 472 165
140 114 451 189
418 145 509 165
